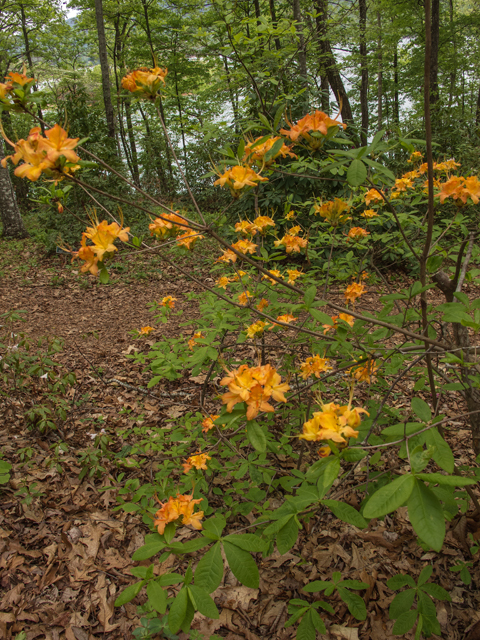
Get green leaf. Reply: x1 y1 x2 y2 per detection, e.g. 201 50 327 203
164 521 176 544
415 472 476 487
317 457 341 496
223 534 266 552
387 574 416 590
363 474 415 519
411 397 432 422
389 589 416 619
303 580 331 593
264 137 286 162
284 605 309 627
132 541 166 561
223 540 259 588
407 479 445 552
420 582 451 601
99 267 109 285
146 580 167 614
296 609 316 640
203 515 226 538
309 308 333 325
246 421 267 452
120 502 141 513
347 159 367 187
114 580 144 606
337 587 367 620
425 427 455 473
188 585 219 618
310 607 326 633
322 500 368 529
194 542 223 593
417 565 433 586
157 573 184 586
304 285 317 309
276 516 299 555
392 610 418 635
168 587 188 634
340 580 369 590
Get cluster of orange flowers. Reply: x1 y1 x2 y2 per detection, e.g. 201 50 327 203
74 215 130 275
299 402 368 444
364 188 384 205
153 493 204 534
149 211 203 250
344 282 366 305
274 226 308 253
300 355 332 380
246 320 269 338
280 110 346 150
436 176 480 205
188 331 203 350
352 359 379 384
214 165 267 198
182 452 211 473
243 136 296 166
361 209 378 218
323 313 355 334
234 215 276 236
1 124 80 182
347 227 369 241
161 295 176 309
220 363 289 420
202 415 219 433
121 65 167 99
314 198 351 226
139 326 154 335
0 69 35 111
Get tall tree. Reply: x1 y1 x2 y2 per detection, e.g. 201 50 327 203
94 0 116 140
0 141 29 239
377 11 383 128
359 0 368 144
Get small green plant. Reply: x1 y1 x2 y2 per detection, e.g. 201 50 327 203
387 566 451 638
0 459 12 485
15 481 44 505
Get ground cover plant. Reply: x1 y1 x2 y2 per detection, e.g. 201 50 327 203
1 1 480 638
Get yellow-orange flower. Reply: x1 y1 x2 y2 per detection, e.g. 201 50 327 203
139 326 154 335
436 175 480 205
434 159 461 172
274 230 308 253
5 70 34 86
271 314 297 328
252 215 276 233
323 313 355 334
230 270 248 282
182 452 211 473
149 211 189 239
83 216 130 261
232 239 257 255
202 415 219 433
262 269 283 285
238 291 253 305
214 165 268 197
216 249 237 263
402 170 419 180
352 359 379 383
235 220 257 236
408 151 423 163
246 320 269 338
300 355 332 380
315 198 351 226
318 446 331 458
285 210 296 220
121 66 167 98
364 188 384 205
344 283 366 305
177 232 203 250
188 331 203 350
216 276 230 289
75 235 100 276
257 298 269 311
347 227 369 240
40 124 80 164
361 209 378 218
161 295 176 309
286 268 302 284
243 135 296 165
153 493 203 534
299 403 368 443
280 110 346 149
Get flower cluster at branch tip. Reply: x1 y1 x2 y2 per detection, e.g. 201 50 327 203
153 493 204 534
262 269 283 285
299 402 368 444
361 209 378 218
352 359 379 384
436 176 480 205
272 314 297 327
300 355 332 380
280 110 346 150
407 151 423 163
216 249 237 264
287 268 303 284
314 198 351 226
182 452 211 474
344 282 366 305
347 227 369 240
243 136 296 166
246 320 269 339
121 66 167 99
231 238 257 255
323 313 355 334
234 215 276 236
274 226 308 253
0 67 35 111
139 326 154 335
257 298 269 311
149 211 202 250
220 363 290 420
160 296 176 309
1 124 80 182
202 415 219 433
285 210 296 220
391 177 414 199
238 291 253 305
188 331 203 350
214 165 268 197
74 213 130 275
364 188 384 205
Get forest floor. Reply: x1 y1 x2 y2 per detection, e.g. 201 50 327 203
1 237 480 640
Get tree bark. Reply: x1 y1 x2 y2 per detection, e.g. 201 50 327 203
430 0 440 109
447 0 456 109
125 100 140 186
94 0 116 140
19 3 45 134
393 42 399 125
0 141 29 239
268 0 282 52
359 0 368 145
377 12 383 128
293 0 307 83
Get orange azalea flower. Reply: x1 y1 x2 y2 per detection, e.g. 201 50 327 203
243 135 297 166
299 402 368 443
83 216 130 261
232 238 257 255
230 270 248 282
285 210 296 220
235 220 257 236
300 355 332 380
177 232 203 250
271 314 297 327
257 298 269 311
252 215 276 233
323 313 355 334
280 110 346 150
122 66 167 98
0 82 13 101
314 198 351 226
75 235 100 276
246 320 269 338
434 159 461 172
344 283 366 305
182 452 211 473
274 232 308 253
417 162 428 175
318 446 331 458
286 268 302 284
216 276 230 289
215 249 237 263
149 211 189 239
238 291 253 305
214 165 268 197
402 170 419 180
408 151 423 163
202 415 219 433
220 363 289 420
364 188 384 205
347 227 369 240
436 175 480 205
188 331 203 350
153 493 203 534
352 359 379 383
139 326 154 335
40 124 80 164
262 269 283 285
361 209 378 218
161 295 176 309
5 70 34 86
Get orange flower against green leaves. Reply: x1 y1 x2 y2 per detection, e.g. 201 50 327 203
246 320 269 339
149 211 188 239
182 452 211 473
75 236 100 276
285 210 296 220
230 270 248 282
238 290 253 306
437 175 480 205
402 170 419 181
214 165 268 197
359 270 369 281
40 124 80 164
202 415 219 433
220 363 289 420
314 198 351 226
215 249 237 264
364 188 384 205
287 268 303 284
280 110 346 149
0 82 13 105
318 446 331 458
299 402 368 443
139 326 154 335
153 493 203 534
235 220 257 236
177 232 203 250
121 66 167 99
434 159 461 172
353 359 379 384
188 331 203 350
300 355 332 380
344 282 366 305
83 217 130 262
347 227 369 241
323 313 355 334
232 238 257 255
408 151 423 163
216 276 230 289
252 215 276 234
161 295 177 309
257 298 269 311
361 209 378 218
262 269 283 285
274 231 308 254
391 177 414 199
271 314 297 328
5 70 34 87
243 135 297 166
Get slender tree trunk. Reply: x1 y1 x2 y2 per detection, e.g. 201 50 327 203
138 105 168 195
359 0 368 145
94 0 116 140
125 101 140 186
222 55 239 133
293 0 307 83
321 73 329 112
476 83 480 125
393 42 399 125
268 0 282 52
430 0 440 109
448 0 456 109
19 4 45 134
0 141 29 239
253 0 261 23
377 12 383 128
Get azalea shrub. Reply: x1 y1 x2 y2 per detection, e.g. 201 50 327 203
3 66 480 640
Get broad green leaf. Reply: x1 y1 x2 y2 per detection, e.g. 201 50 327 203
389 589 416 619
309 308 333 325
417 565 433 586
276 516 299 555
168 587 188 634
347 159 367 187
425 428 454 473
146 580 167 614
114 580 144 606
246 421 267 452
415 472 476 487
264 137 286 162
363 474 415 519
407 480 445 552
223 534 266 552
188 585 219 618
203 515 226 538
194 542 223 593
317 457 340 496
284 605 309 628
310 607 326 633
223 541 259 589
420 583 451 601
132 541 166 561
304 285 317 309
263 514 293 537
387 574 416 590
392 610 418 635
411 397 431 422
322 500 368 529
303 580 331 593
337 587 367 620
296 609 316 640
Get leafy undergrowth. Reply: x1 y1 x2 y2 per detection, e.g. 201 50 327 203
1 239 480 640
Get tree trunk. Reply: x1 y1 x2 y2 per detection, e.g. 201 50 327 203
19 3 45 134
476 82 480 125
293 0 307 83
393 42 399 125
94 0 116 140
0 141 29 239
125 100 140 186
359 0 368 145
447 0 456 109
138 105 168 195
377 12 383 128
430 0 440 109
268 0 282 52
